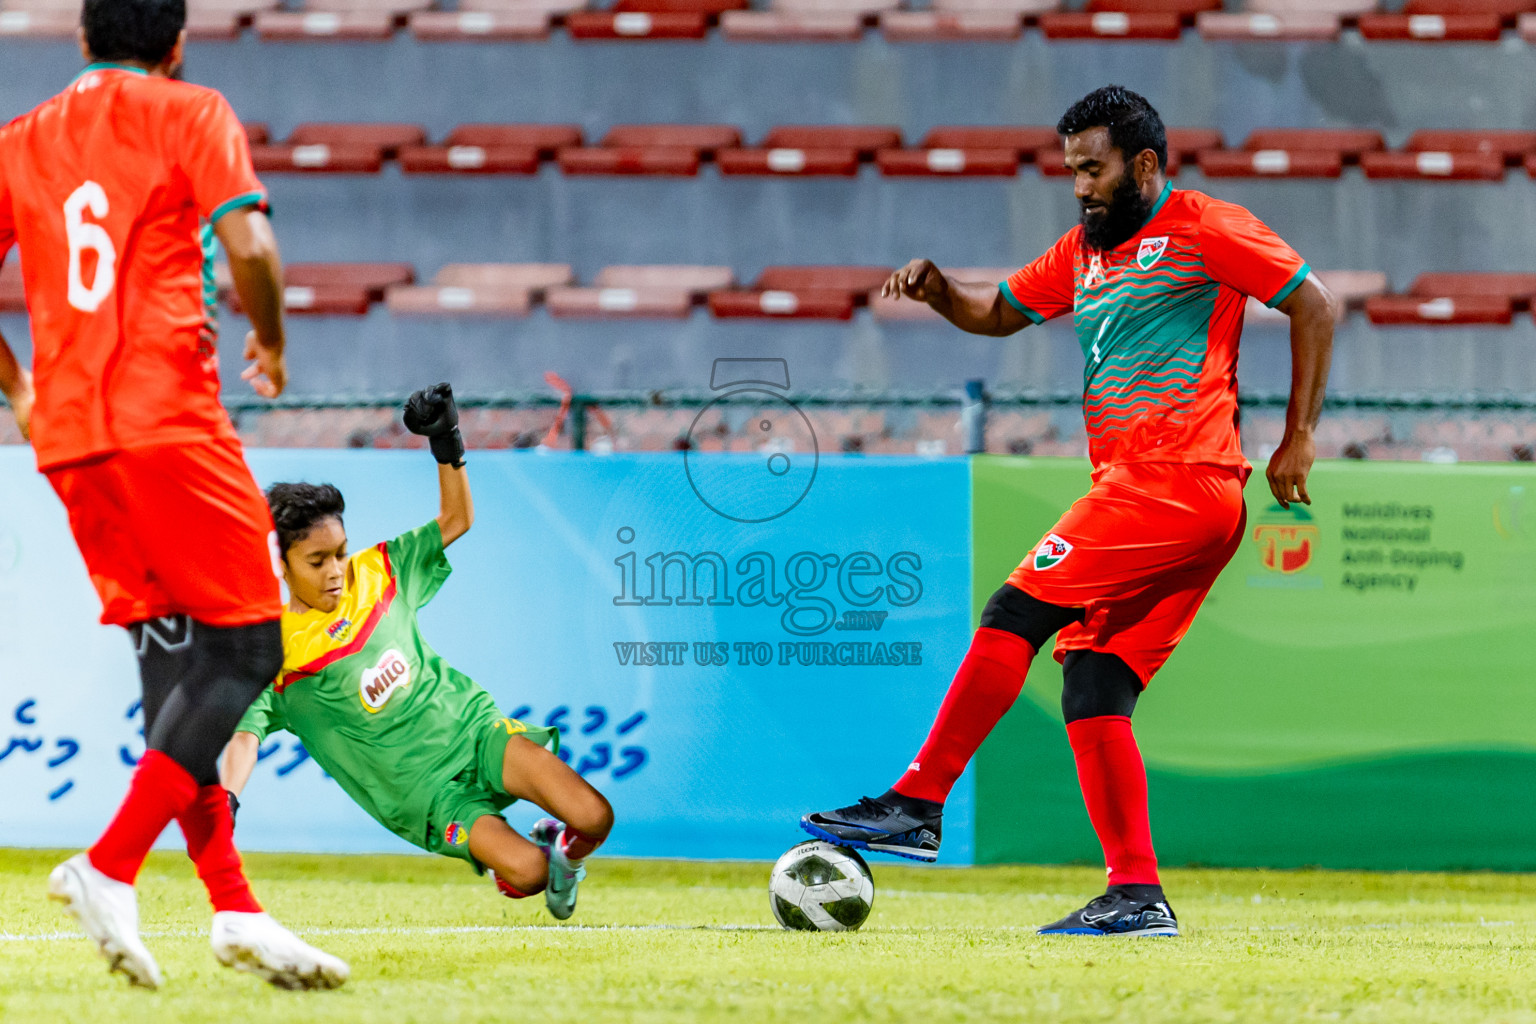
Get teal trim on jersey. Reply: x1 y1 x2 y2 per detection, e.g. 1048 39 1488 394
72 62 150 84
1142 181 1173 228
1265 262 1312 308
998 281 1046 325
209 190 267 224
200 222 219 326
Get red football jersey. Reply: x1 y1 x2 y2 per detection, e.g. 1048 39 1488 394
1002 186 1309 472
0 63 267 470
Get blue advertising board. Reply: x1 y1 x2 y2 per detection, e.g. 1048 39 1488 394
0 449 976 863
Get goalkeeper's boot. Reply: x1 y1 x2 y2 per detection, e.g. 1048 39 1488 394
531 817 586 921
47 852 163 989
211 910 350 989
1037 885 1180 937
800 793 942 862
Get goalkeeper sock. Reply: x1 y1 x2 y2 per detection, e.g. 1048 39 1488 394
559 826 603 864
179 785 262 914
89 750 199 884
892 627 1035 804
1067 715 1160 886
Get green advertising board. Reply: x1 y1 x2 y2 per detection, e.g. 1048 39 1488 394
971 457 1536 871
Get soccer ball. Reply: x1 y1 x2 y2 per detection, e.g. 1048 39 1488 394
768 840 874 931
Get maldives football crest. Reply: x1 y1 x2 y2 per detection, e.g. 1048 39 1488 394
1137 236 1168 270
1034 534 1073 570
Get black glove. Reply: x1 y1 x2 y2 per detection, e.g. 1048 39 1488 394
404 382 465 468
228 790 240 828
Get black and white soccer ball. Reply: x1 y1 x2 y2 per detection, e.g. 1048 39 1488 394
769 840 874 931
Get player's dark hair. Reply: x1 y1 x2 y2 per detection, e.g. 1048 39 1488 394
82 0 186 66
1056 85 1168 171
266 482 346 556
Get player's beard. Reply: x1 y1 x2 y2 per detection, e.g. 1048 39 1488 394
1080 171 1153 252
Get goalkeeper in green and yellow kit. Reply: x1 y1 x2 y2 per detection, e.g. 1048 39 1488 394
221 383 613 920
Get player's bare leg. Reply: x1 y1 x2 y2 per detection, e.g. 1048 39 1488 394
482 735 614 919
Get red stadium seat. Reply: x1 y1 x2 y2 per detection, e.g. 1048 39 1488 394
719 10 865 37
716 148 860 175
1165 128 1223 161
1245 128 1386 160
288 123 427 157
1355 12 1504 38
613 0 747 13
708 290 856 320
0 9 79 36
771 0 901 15
1409 273 1536 306
1198 128 1370 179
447 124 583 156
761 126 902 158
565 11 710 37
305 0 432 12
1404 0 1530 17
1522 10 1536 36
878 11 1024 39
459 0 585 11
1195 12 1342 39
386 284 533 316
408 11 552 39
254 10 396 39
1245 0 1378 15
250 143 385 173
1365 295 1513 326
593 265 736 296
399 144 540 174
0 260 25 313
546 287 694 319
1528 151 1536 177
287 263 416 300
1086 0 1217 17
243 123 271 145
876 148 1019 176
757 265 891 298
1405 129 1536 164
921 127 1060 154
1360 151 1505 180
227 283 376 316
434 263 575 294
601 125 743 155
1038 10 1184 35
558 148 700 175
933 0 1059 12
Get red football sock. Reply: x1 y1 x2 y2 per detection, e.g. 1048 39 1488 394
88 750 200 884
892 627 1035 804
178 786 262 914
1066 715 1160 886
559 826 605 863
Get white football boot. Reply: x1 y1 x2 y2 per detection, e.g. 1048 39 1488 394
210 911 350 990
46 852 164 990
530 817 586 921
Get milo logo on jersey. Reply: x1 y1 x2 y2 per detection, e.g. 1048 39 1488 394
360 648 412 712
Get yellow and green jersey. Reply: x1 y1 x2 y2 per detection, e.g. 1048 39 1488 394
236 521 509 851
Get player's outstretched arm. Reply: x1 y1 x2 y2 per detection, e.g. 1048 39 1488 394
221 731 261 798
215 206 288 398
404 382 474 546
882 259 1032 337
1267 273 1337 509
0 326 32 440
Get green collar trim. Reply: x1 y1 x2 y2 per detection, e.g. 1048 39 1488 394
1142 181 1173 229
72 62 151 84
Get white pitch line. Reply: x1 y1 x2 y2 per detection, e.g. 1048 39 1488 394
0 924 781 943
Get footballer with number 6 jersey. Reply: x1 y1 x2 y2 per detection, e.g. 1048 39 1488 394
221 383 615 921
803 86 1336 936
0 0 347 990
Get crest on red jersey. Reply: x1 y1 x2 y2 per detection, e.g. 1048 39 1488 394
1137 236 1169 270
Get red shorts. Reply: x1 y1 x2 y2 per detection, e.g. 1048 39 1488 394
1006 461 1247 686
46 438 282 627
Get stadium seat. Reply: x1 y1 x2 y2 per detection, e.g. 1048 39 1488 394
1404 129 1536 164
458 0 587 11
399 143 540 174
771 0 901 15
1245 269 1387 323
1195 12 1342 39
920 126 1060 155
715 147 860 175
1165 128 1224 162
612 0 747 14
286 263 416 300
243 123 271 145
304 0 433 12
250 143 384 174
0 8 81 36
876 147 1019 176
1086 0 1219 17
228 284 373 316
1365 295 1514 325
445 124 584 157
1360 150 1505 180
1196 129 1379 179
1409 273 1536 307
1522 10 1536 37
0 260 23 313
877 11 1024 40
760 126 902 158
1038 11 1184 37
558 148 700 175
933 0 1059 13
1355 11 1504 38
708 290 856 320
593 265 736 297
408 10 553 40
600 125 743 155
756 266 892 298
1403 0 1531 18
546 287 695 318
254 10 396 39
870 267 1014 321
719 10 865 38
288 123 427 157
565 10 710 38
434 263 575 294
1244 0 1378 15
386 283 533 316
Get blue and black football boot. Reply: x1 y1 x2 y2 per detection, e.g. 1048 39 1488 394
1037 885 1180 937
800 792 942 862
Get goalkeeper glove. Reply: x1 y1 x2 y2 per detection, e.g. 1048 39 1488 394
403 381 465 468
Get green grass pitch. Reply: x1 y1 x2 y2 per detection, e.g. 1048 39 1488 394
5 848 1536 1023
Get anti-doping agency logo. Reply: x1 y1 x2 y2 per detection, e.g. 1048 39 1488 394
684 358 819 523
